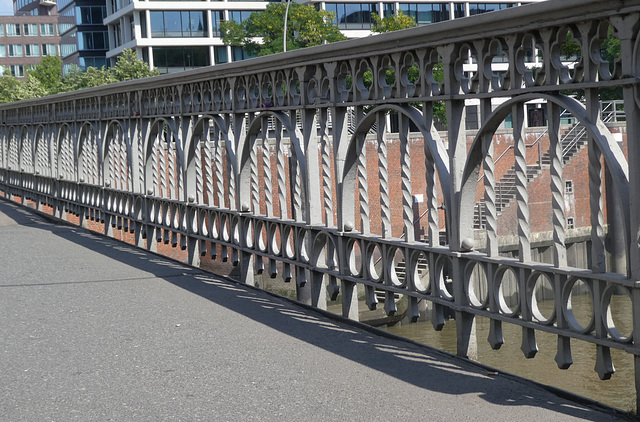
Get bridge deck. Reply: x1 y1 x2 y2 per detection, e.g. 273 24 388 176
0 199 626 421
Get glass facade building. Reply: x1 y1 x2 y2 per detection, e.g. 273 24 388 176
104 1 544 74
58 0 109 72
14 0 57 16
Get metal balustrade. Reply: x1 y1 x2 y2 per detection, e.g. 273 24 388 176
1 0 640 411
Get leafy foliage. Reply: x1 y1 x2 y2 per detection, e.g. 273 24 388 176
347 12 446 125
61 65 118 92
27 55 64 95
221 3 346 56
559 26 622 100
371 10 416 33
0 49 160 104
0 74 21 103
112 48 161 82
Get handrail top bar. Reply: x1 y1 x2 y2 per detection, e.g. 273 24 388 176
1 0 637 110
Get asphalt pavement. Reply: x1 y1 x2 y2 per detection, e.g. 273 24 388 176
0 198 630 421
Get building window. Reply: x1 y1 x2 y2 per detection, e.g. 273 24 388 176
383 3 395 17
79 56 108 69
77 6 107 24
79 32 108 50
42 43 58 56
153 46 209 73
57 0 74 12
8 45 23 57
40 24 55 36
25 44 39 57
7 24 21 37
61 40 77 57
58 23 74 36
324 3 378 30
211 11 224 36
228 10 256 24
24 24 38 36
10 65 24 77
454 3 465 18
231 46 252 62
113 22 122 47
399 3 450 24
150 10 208 38
565 180 574 195
469 3 514 16
58 11 75 36
129 16 135 42
214 46 228 64
139 11 148 38
567 217 575 229
0 45 5 57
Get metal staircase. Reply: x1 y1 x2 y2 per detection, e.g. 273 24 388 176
472 104 619 229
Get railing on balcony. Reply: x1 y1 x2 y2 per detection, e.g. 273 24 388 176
1 0 640 413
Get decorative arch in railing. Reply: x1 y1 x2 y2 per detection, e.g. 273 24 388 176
184 114 235 209
240 111 304 220
34 125 50 178
56 124 75 181
18 126 32 174
103 120 130 191
144 118 182 200
344 104 449 241
461 93 629 267
7 127 19 172
78 122 100 186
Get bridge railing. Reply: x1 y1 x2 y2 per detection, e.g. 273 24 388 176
1 0 640 412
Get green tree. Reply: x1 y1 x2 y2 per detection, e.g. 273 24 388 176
61 65 116 91
367 12 446 125
26 55 64 95
359 11 417 88
371 10 416 33
0 72 20 103
559 27 622 100
15 74 48 100
112 48 160 82
61 49 159 91
600 27 622 100
221 3 346 56
0 49 159 103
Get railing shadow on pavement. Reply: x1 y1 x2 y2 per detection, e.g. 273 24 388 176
0 198 630 421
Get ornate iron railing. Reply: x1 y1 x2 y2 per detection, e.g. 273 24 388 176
1 0 640 412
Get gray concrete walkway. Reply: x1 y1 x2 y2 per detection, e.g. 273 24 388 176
0 198 629 421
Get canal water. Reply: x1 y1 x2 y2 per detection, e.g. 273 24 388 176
379 294 635 412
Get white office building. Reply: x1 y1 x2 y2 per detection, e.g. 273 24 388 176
104 1 544 74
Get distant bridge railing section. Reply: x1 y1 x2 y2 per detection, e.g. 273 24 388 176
2 0 640 410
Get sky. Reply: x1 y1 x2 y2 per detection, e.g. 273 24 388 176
0 0 12 15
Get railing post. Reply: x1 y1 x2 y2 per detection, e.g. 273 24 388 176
328 60 360 318
612 12 640 414
144 195 157 252
301 104 324 307
103 186 113 237
440 42 477 358
78 181 88 229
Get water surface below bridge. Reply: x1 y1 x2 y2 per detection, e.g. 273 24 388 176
380 295 634 412
256 274 634 412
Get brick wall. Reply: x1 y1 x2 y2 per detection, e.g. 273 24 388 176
4 123 625 270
